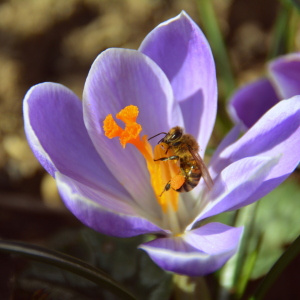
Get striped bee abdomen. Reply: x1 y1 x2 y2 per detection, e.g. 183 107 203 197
176 163 201 192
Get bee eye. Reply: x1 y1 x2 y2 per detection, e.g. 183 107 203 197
170 131 181 141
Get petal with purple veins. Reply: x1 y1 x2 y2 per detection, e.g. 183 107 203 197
210 96 300 210
23 83 130 202
195 155 280 223
56 172 166 238
140 223 243 276
139 11 217 152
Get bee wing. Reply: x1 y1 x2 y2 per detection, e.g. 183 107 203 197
189 146 214 190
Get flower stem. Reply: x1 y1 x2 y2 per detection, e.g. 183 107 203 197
173 274 211 300
235 233 263 298
218 203 258 300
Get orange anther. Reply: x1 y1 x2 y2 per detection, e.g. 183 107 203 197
116 105 139 124
119 122 142 148
103 114 123 139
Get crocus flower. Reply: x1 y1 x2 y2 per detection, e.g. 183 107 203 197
23 12 300 276
229 52 300 130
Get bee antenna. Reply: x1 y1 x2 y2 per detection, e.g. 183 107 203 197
148 132 167 141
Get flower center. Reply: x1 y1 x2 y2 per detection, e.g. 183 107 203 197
103 105 180 212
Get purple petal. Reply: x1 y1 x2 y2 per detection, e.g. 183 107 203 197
198 156 279 221
23 83 131 203
228 79 279 129
140 223 243 276
83 48 182 215
209 124 242 178
56 172 166 237
210 96 300 210
269 52 300 99
139 11 217 152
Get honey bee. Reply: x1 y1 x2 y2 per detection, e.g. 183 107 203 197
149 126 213 196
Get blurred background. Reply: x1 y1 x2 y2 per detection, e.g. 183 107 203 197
0 0 299 299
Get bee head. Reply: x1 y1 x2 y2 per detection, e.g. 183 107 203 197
164 126 183 144
148 126 183 144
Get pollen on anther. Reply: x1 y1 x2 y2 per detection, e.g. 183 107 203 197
103 114 122 138
116 105 139 124
119 122 142 148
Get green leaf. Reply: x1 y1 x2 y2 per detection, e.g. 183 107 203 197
251 178 300 279
0 240 136 300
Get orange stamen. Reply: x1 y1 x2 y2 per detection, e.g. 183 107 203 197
119 122 142 148
103 114 123 139
116 105 139 123
103 105 180 213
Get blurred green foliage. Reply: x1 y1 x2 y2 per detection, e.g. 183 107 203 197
12 228 173 300
251 178 300 279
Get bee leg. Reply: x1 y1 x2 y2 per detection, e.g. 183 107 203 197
159 181 171 197
154 155 179 162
